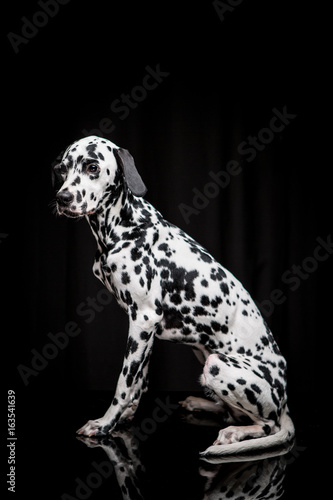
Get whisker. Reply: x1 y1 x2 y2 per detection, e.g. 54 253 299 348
48 199 60 216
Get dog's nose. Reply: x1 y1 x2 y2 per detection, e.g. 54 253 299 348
56 190 74 206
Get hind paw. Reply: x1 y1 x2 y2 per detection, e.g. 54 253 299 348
179 396 203 412
179 396 223 414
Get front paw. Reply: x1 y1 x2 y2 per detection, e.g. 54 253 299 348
76 418 111 437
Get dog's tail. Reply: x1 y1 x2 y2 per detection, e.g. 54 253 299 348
200 407 295 464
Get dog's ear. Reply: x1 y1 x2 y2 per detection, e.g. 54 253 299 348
114 148 147 197
51 151 65 191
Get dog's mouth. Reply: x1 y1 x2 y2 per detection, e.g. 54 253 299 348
57 206 95 218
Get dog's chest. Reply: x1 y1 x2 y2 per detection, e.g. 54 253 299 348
92 248 144 313
92 251 119 297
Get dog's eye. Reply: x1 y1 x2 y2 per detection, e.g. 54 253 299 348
87 164 99 174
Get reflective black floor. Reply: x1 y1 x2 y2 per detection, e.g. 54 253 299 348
13 390 320 499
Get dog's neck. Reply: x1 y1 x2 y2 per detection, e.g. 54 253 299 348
86 183 157 253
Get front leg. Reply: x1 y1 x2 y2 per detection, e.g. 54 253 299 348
77 316 157 437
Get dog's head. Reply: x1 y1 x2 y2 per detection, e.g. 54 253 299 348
52 136 147 218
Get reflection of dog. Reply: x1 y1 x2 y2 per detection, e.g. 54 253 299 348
200 457 287 499
53 135 295 460
78 432 144 500
79 429 288 500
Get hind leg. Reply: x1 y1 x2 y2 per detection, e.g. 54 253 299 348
179 396 226 414
213 424 268 445
201 353 281 446
179 348 231 416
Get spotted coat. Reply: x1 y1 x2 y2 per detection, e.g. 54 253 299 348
53 136 294 458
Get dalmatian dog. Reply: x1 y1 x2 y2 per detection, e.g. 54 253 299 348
53 135 295 461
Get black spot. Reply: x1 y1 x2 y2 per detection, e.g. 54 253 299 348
242 309 248 316
227 383 235 391
130 303 138 321
199 333 209 345
237 378 247 385
193 306 207 316
199 252 213 263
145 264 155 291
274 378 285 398
131 248 142 261
196 323 213 336
201 279 209 287
181 306 190 314
258 365 273 384
155 299 163 316
182 326 192 335
131 358 140 371
209 365 220 376
86 143 97 153
161 269 169 279
221 324 229 333
170 293 182 305
200 295 210 306
211 297 223 308
76 191 82 203
121 290 133 305
268 410 278 423
158 243 169 253
112 397 118 405
211 321 221 332
72 176 81 185
251 384 262 394
244 388 257 405
121 272 131 285
153 232 159 244
220 282 229 295
140 331 151 341
163 306 183 330
125 336 139 357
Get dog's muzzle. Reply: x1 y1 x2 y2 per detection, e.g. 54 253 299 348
56 190 79 217
56 190 74 206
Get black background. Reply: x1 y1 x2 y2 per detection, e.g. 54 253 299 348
2 1 330 497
